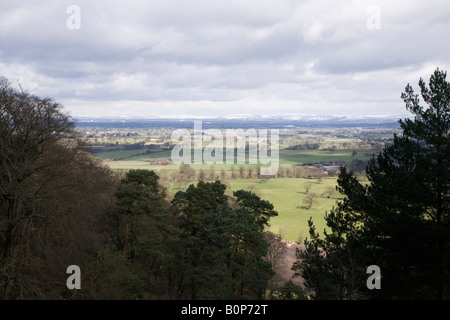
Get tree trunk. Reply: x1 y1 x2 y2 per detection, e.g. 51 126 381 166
122 210 132 260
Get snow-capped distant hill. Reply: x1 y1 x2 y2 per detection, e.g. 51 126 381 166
74 113 405 129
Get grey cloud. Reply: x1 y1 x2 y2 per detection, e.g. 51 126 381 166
0 0 449 118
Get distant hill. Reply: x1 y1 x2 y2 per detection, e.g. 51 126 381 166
74 114 403 129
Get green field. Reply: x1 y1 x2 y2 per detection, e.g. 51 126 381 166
103 148 373 169
91 133 379 243
100 148 366 242
278 148 373 165
162 176 339 243
227 177 338 242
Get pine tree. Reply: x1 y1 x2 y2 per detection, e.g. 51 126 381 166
169 181 277 299
113 169 177 298
293 68 450 299
399 68 450 298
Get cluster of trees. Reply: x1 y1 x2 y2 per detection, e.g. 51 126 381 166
342 140 386 151
281 135 325 148
300 183 335 211
294 68 450 300
108 172 282 299
286 142 320 150
161 163 333 191
0 76 298 299
0 76 117 299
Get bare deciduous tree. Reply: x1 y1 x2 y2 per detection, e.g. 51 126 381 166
264 232 287 298
322 185 336 198
0 76 116 299
302 192 318 210
303 181 314 195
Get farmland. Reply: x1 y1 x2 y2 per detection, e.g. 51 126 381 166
77 117 399 242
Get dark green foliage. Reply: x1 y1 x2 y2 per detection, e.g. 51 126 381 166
230 190 277 298
169 182 277 299
293 68 450 300
233 189 278 231
171 180 228 235
110 169 178 298
273 280 308 300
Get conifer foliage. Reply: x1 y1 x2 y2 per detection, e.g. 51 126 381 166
293 68 450 299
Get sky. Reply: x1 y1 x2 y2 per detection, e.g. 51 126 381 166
1 0 449 119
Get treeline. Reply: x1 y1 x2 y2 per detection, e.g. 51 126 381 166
157 163 336 190
106 171 290 299
285 142 320 150
0 76 302 300
87 142 169 154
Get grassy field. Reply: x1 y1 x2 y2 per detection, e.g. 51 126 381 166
226 177 338 242
278 148 374 166
94 135 377 243
162 176 339 243
104 147 374 169
101 148 361 243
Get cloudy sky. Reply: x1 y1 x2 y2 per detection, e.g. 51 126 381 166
1 0 449 119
